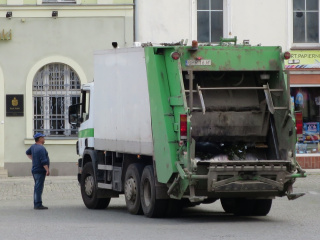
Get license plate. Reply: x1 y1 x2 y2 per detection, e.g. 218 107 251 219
186 59 211 66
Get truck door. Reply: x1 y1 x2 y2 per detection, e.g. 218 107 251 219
78 86 94 156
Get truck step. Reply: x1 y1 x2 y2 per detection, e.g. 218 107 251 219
98 183 112 189
98 164 113 171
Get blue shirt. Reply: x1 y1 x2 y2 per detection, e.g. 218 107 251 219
26 144 50 174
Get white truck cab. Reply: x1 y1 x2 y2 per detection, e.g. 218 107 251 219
72 82 94 156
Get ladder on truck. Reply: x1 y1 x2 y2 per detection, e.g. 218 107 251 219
97 152 122 191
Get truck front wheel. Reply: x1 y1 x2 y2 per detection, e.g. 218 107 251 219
140 165 168 218
124 163 144 215
81 162 111 209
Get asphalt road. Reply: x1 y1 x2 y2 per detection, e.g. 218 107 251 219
0 172 319 240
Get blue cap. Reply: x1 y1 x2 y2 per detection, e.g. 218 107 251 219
33 133 46 139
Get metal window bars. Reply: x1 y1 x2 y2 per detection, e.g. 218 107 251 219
33 63 81 136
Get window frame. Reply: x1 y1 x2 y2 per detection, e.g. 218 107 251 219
37 0 79 5
32 63 81 137
292 0 320 47
196 0 229 43
42 0 76 4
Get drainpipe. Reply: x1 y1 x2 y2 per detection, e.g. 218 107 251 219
134 0 138 42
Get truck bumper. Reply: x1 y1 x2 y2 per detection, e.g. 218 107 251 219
197 160 294 196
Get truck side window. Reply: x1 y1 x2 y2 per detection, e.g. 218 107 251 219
82 91 90 121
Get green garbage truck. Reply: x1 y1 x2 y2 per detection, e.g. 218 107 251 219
69 38 306 218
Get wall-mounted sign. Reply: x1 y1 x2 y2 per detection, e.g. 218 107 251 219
285 50 320 69
6 94 24 116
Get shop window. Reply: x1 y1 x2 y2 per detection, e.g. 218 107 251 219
293 0 319 43
291 87 320 154
33 63 81 137
197 0 224 43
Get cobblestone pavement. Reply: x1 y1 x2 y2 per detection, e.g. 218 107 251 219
0 171 319 240
0 170 319 202
0 176 80 201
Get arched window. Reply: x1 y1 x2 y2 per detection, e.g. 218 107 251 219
33 63 81 137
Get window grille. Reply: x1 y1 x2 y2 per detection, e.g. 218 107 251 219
33 63 81 137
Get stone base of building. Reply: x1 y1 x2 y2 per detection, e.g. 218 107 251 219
4 162 77 177
297 156 320 169
0 167 8 178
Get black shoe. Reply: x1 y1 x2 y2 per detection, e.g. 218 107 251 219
34 205 48 210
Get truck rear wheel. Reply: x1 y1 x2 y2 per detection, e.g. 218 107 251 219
233 198 255 216
166 199 183 218
124 163 144 215
253 199 272 216
220 198 236 213
140 165 168 218
81 162 111 209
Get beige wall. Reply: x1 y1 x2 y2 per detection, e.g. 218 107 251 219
0 67 4 168
231 0 288 49
0 6 133 176
136 0 290 50
135 0 194 43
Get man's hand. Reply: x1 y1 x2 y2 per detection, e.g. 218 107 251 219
27 155 32 160
44 165 50 176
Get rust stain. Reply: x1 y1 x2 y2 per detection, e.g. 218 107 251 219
269 59 280 70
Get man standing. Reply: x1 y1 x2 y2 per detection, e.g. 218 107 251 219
26 133 50 210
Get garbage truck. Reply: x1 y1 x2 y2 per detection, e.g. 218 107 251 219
69 38 306 218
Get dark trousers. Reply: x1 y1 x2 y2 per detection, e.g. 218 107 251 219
32 172 46 208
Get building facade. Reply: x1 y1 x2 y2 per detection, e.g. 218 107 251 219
136 0 320 169
1 0 319 176
0 0 133 176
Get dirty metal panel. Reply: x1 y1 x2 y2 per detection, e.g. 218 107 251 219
179 46 283 71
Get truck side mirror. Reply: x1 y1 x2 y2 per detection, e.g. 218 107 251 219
68 104 81 127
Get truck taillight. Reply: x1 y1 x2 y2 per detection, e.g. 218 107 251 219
284 51 291 60
171 52 180 60
295 112 303 135
180 114 187 140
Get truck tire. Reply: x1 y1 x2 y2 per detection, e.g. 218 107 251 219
140 165 168 218
124 163 144 215
81 162 111 209
233 198 255 216
253 199 272 216
166 199 183 218
220 198 236 213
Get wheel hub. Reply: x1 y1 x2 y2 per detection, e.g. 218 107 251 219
84 175 94 196
125 177 136 201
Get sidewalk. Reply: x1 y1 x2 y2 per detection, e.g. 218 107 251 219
0 170 318 202
0 176 80 201
304 169 320 174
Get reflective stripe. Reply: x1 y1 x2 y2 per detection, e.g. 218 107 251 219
79 128 94 138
